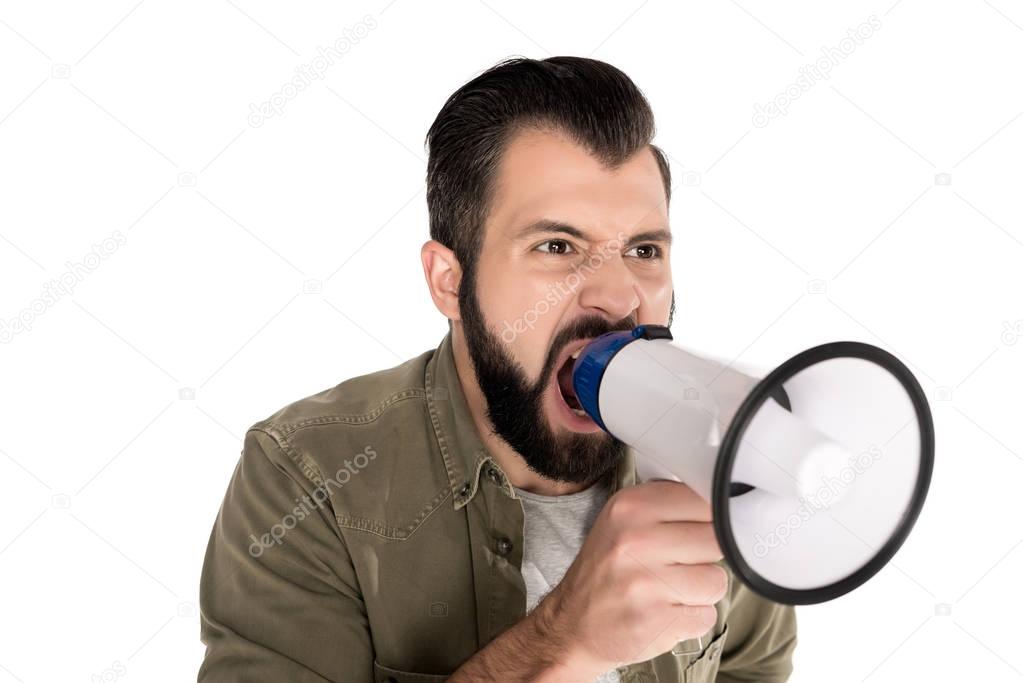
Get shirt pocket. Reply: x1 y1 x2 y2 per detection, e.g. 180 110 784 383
682 622 730 683
372 660 451 683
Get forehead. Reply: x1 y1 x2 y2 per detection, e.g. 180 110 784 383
485 127 669 241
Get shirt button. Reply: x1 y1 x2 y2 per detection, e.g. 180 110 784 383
495 536 513 556
486 466 502 485
458 482 471 498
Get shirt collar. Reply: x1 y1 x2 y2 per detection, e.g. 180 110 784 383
424 329 638 510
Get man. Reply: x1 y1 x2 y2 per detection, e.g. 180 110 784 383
199 56 796 682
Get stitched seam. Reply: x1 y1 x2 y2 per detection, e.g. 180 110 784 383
425 361 461 498
251 426 326 488
466 454 489 502
274 389 426 436
336 487 452 540
255 384 453 541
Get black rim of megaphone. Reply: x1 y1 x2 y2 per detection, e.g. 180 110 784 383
711 341 935 606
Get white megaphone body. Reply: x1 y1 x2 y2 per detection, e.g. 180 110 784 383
572 324 934 605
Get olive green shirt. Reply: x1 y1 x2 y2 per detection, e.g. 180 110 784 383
198 330 797 682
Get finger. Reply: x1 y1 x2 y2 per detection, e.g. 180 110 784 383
620 480 713 523
641 562 730 606
621 521 723 565
668 603 719 641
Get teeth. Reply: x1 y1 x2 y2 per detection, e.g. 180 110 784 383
571 349 581 359
571 408 587 417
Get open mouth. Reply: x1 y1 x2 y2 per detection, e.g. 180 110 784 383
546 337 603 433
555 346 586 416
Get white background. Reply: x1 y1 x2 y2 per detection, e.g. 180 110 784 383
1 1 1021 681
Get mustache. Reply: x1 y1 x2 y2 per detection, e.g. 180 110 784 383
539 314 638 386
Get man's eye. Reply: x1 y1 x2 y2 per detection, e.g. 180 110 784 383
626 244 661 259
535 239 575 255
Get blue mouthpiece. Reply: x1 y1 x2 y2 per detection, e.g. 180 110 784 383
571 324 673 432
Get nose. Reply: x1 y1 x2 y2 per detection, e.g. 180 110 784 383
575 250 640 322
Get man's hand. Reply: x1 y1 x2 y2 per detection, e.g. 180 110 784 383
541 480 727 674
449 480 727 681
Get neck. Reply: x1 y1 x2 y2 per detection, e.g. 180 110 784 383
449 323 589 497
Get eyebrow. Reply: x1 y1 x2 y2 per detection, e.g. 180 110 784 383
516 218 673 247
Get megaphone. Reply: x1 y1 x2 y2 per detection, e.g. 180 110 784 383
572 324 934 605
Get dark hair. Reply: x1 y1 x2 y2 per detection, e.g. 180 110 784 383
425 56 672 282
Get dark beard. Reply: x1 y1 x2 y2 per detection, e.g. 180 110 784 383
459 272 638 485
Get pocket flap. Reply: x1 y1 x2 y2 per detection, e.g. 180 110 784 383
682 623 730 683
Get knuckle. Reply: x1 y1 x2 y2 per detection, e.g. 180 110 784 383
608 529 638 561
622 573 653 602
605 490 635 522
620 527 650 555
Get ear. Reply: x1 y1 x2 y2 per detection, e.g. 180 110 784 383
421 240 463 322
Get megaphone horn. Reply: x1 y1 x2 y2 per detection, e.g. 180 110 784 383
572 324 934 605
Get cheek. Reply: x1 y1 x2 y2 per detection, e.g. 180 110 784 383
639 272 673 311
477 268 564 369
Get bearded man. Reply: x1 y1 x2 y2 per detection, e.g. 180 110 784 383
199 56 796 683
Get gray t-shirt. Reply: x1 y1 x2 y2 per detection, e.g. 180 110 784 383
513 477 621 683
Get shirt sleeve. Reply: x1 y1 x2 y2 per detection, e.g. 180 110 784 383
198 428 373 682
716 578 798 683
